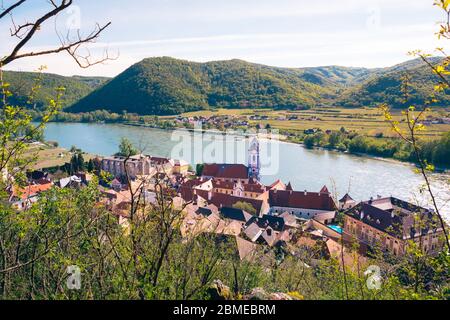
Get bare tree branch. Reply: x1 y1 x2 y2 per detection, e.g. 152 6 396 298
1 0 113 68
0 0 26 20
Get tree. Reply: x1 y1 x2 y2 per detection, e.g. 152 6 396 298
303 135 315 148
328 132 342 148
87 159 94 172
232 201 256 215
116 137 138 157
77 153 85 171
196 163 205 176
380 1 450 252
0 1 112 68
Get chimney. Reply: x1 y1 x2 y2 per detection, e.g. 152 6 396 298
304 190 307 196
208 191 212 201
360 211 365 220
267 229 272 236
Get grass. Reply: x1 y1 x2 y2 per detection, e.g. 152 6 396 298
23 143 96 170
177 107 450 139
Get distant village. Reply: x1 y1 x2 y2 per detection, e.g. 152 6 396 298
171 113 450 130
4 137 446 265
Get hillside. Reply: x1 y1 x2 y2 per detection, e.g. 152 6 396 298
2 71 109 109
336 58 449 108
68 57 346 115
5 57 449 115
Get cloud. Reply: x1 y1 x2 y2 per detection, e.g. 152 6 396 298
1 0 446 76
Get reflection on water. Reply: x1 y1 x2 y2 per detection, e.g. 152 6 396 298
42 122 450 220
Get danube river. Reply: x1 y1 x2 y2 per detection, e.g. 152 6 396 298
42 122 450 220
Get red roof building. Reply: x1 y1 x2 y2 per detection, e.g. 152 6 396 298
269 189 337 219
201 164 249 182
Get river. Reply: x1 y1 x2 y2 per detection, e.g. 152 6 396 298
42 122 450 220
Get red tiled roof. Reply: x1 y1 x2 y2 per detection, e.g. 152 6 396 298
12 182 53 200
267 179 285 190
202 164 249 179
209 192 263 214
212 179 235 190
269 190 337 211
243 182 265 194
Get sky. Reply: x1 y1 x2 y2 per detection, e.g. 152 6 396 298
0 0 448 76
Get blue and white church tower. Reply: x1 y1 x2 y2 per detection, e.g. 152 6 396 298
248 137 261 181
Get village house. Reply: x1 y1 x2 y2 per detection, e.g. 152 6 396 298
343 197 446 256
57 175 82 189
212 179 267 200
339 193 357 210
268 186 337 221
201 163 250 184
101 153 189 179
9 181 53 211
101 154 153 179
171 159 190 175
243 214 292 247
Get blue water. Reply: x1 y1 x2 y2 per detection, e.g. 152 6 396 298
41 122 450 220
328 225 343 234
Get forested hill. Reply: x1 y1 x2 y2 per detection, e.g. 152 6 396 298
4 57 448 115
1 71 109 109
336 57 450 108
68 57 348 115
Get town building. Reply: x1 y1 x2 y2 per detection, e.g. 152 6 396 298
201 163 250 184
343 197 446 256
268 187 337 220
101 154 188 179
212 179 267 200
201 137 261 183
339 193 356 210
101 154 152 179
9 181 53 210
248 137 261 180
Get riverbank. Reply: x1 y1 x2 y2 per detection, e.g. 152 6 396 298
40 121 450 221
74 119 450 172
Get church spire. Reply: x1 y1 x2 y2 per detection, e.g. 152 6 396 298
248 137 260 181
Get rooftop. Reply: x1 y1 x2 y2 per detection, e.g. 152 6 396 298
269 189 337 211
202 163 249 179
345 197 440 240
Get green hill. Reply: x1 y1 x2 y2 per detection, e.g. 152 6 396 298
336 58 449 108
2 71 109 109
4 57 448 115
68 57 348 115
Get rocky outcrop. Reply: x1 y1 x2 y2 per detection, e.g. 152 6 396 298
243 288 303 300
206 280 304 300
206 280 233 300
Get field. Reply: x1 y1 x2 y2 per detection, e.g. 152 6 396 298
176 107 450 139
23 142 96 170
